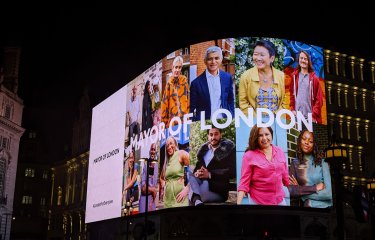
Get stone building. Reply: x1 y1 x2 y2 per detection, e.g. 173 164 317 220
0 47 25 240
324 50 375 239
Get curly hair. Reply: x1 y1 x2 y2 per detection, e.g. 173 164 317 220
160 136 179 180
296 129 323 166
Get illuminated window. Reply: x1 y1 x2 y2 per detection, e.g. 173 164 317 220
25 168 35 177
353 92 358 109
337 88 342 107
57 186 62 206
346 121 351 140
362 94 367 111
22 195 33 204
344 89 348 108
40 197 46 206
327 85 332 104
339 120 344 139
42 170 48 179
28 131 37 139
356 122 361 141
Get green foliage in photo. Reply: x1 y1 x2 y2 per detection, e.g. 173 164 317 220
234 37 284 86
189 120 236 167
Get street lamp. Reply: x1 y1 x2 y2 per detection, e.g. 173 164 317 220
123 201 134 216
144 159 157 212
123 198 134 240
324 141 348 240
144 158 157 239
123 195 134 240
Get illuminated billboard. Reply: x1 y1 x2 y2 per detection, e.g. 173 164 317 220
86 37 332 223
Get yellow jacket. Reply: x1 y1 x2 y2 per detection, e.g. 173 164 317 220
239 66 285 115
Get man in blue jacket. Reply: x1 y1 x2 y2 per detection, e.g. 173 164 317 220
190 46 234 121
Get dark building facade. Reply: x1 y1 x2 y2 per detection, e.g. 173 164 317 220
47 91 91 240
48 154 88 240
11 129 51 239
0 47 25 240
324 50 375 238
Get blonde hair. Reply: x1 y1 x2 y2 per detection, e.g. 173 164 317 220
172 56 183 67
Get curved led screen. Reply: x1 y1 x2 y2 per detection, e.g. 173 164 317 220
85 37 331 223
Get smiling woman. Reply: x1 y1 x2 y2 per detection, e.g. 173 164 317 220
238 39 286 115
237 125 289 205
288 130 333 208
159 136 190 208
161 56 190 128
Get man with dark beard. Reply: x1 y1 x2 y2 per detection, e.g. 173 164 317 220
189 127 236 206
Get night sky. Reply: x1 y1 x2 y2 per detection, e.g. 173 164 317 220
1 5 374 162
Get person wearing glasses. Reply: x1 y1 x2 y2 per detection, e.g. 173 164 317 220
190 46 234 121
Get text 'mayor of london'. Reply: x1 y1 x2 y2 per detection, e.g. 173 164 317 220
128 108 312 152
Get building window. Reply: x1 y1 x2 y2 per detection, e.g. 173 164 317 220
0 137 10 150
57 186 62 206
182 66 189 80
25 168 35 177
166 52 176 60
344 89 348 108
42 170 48 179
353 92 358 109
28 131 37 139
2 138 6 148
327 85 332 104
22 195 33 204
356 122 361 141
362 94 367 111
346 121 351 140
4 105 11 119
40 197 46 206
337 88 342 107
339 120 344 139
365 123 369 142
183 47 189 55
